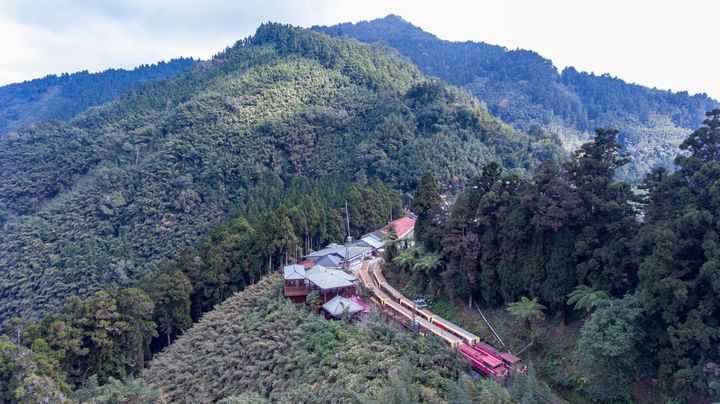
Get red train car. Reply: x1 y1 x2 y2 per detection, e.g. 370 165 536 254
458 344 508 380
474 342 527 374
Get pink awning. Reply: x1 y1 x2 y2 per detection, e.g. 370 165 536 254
351 296 369 312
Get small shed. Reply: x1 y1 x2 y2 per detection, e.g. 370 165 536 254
322 295 365 318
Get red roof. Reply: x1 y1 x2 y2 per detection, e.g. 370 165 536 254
475 342 521 364
482 354 503 368
383 217 415 238
500 352 521 364
459 344 503 368
299 259 317 269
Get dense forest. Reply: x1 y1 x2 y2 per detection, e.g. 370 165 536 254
385 109 720 402
0 174 406 401
2 16 718 403
0 23 561 324
315 15 719 183
0 58 197 137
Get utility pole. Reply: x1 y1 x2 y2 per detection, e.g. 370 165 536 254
345 201 351 272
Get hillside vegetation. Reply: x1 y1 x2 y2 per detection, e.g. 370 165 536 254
316 15 719 183
0 58 196 137
0 176 410 402
393 110 720 402
142 273 511 403
0 23 556 323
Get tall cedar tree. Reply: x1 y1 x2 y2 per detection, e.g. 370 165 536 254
567 128 637 295
637 109 720 398
411 171 444 252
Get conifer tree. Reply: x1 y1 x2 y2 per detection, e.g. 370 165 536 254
411 171 444 252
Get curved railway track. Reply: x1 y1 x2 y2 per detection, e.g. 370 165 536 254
358 257 526 380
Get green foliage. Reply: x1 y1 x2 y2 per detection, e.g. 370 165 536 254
0 335 69 403
141 275 469 402
382 227 400 262
0 173 402 400
446 374 513 403
412 253 444 293
345 180 403 238
393 248 417 273
0 58 196 137
417 110 720 400
575 295 644 402
305 291 321 310
0 23 542 323
412 171 444 252
634 109 720 398
425 129 637 307
317 15 719 184
142 269 193 346
509 362 544 404
381 362 416 403
566 285 610 317
507 297 546 332
218 392 269 404
74 375 159 404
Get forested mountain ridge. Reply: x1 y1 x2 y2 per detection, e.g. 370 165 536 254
0 23 556 323
0 58 197 137
315 15 719 183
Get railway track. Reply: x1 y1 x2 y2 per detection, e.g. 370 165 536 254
358 257 526 380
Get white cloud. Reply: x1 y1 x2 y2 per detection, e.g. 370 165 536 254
0 0 717 99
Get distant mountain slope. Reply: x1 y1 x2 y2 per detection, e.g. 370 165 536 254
142 274 474 402
315 15 719 182
0 58 197 136
0 23 554 322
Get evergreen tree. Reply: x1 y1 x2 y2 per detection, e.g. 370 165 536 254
678 108 720 163
411 171 444 252
636 109 720 397
143 270 193 346
509 361 541 404
575 295 643 402
568 128 637 294
440 191 479 298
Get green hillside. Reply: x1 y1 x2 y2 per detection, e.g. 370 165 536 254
141 274 510 402
315 15 719 183
0 58 197 137
0 23 555 323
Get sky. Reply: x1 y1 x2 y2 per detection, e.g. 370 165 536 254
1 0 717 99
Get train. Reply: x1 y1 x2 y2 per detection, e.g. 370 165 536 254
360 259 526 379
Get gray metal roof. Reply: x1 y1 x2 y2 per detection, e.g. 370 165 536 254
322 295 364 317
307 265 356 282
304 244 372 260
356 235 384 249
316 254 343 267
306 269 355 290
283 264 306 280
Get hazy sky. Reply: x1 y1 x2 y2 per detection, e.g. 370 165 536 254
1 0 717 99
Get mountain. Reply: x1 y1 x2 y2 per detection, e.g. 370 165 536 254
0 23 555 322
0 58 197 137
315 15 719 183
140 273 500 402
